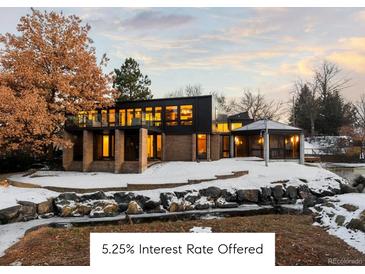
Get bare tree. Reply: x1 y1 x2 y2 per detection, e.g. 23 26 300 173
231 89 285 120
165 84 202 98
354 94 365 157
210 91 234 114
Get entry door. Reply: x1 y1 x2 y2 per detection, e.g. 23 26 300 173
125 134 139 161
197 134 207 159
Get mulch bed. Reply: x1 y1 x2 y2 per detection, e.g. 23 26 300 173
0 214 364 266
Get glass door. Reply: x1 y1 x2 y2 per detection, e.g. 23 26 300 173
197 134 207 159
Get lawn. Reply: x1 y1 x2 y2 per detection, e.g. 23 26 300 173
0 214 364 266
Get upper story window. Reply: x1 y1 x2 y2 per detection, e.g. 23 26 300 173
165 106 178 126
145 107 153 125
109 109 115 126
119 109 126 126
216 122 229 132
230 122 242 130
180 105 193 126
101 110 108 126
154 107 162 126
127 109 133 126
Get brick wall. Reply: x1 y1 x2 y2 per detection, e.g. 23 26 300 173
83 130 93 172
115 129 125 173
139 128 148 173
210 134 221 161
90 161 115 172
165 134 193 161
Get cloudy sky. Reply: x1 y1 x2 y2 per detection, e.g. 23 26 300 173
1 7 365 103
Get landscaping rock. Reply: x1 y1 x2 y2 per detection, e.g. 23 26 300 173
146 205 167 214
215 197 239 209
117 203 129 212
335 215 346 226
303 195 318 208
57 192 79 202
0 205 21 224
39 212 54 219
360 210 365 222
168 199 193 212
126 201 143 215
143 199 161 211
340 183 358 194
134 195 151 209
199 187 222 199
353 175 365 188
37 198 54 215
271 185 284 202
174 190 190 199
184 191 201 204
113 192 135 204
237 189 260 203
194 197 214 210
160 192 176 208
285 186 297 200
0 179 9 187
80 191 107 202
90 201 118 217
221 189 237 202
341 203 359 212
346 218 365 232
260 187 272 204
18 201 37 221
298 185 312 199
322 202 335 208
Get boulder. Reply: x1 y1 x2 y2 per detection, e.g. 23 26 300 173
37 198 54 215
143 199 161 211
117 203 129 213
18 201 37 221
220 189 237 202
126 201 143 215
360 210 365 222
346 218 365 232
285 186 297 200
260 187 272 204
146 205 167 214
57 192 80 202
80 191 107 202
160 192 176 208
341 203 359 212
134 195 151 209
174 190 191 199
298 185 312 199
194 197 214 210
353 175 365 188
90 201 119 218
184 191 201 204
199 187 222 199
215 197 239 209
271 185 284 202
0 205 21 224
237 189 260 203
340 183 358 194
303 195 319 208
168 199 193 212
113 192 135 204
335 215 346 226
0 179 9 187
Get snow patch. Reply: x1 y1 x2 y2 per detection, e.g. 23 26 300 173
189 226 212 233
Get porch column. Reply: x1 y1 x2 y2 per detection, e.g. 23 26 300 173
83 130 93 172
192 134 196 161
115 129 125 173
161 133 166 161
230 135 234 157
206 134 211 161
264 132 270 166
299 132 305 165
139 128 148 173
63 131 74 171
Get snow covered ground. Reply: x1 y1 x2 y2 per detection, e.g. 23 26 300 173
9 158 344 192
0 186 57 209
312 193 365 254
189 226 212 233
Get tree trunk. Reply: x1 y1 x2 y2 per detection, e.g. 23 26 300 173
310 117 315 136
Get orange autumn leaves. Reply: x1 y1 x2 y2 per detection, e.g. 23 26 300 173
0 9 114 156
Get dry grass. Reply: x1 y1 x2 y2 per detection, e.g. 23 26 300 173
0 214 364 266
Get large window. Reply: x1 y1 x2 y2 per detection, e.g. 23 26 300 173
217 122 229 132
101 110 108 126
119 109 126 126
180 105 193 125
230 122 242 130
109 109 115 126
147 135 154 159
222 135 230 158
197 134 207 159
154 107 162 126
145 107 153 126
127 109 133 126
94 132 115 160
234 136 247 157
166 106 178 126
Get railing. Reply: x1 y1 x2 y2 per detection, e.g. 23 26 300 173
65 113 160 128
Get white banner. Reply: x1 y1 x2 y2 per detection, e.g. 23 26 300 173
90 232 275 273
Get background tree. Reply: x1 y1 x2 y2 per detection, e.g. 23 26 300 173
290 82 319 136
113 58 152 101
353 94 365 156
231 89 285 120
314 61 351 135
0 9 111 158
165 84 202 98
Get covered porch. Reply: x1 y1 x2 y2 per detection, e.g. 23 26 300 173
231 120 305 164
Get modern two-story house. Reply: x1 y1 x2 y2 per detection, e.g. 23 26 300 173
63 95 304 173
